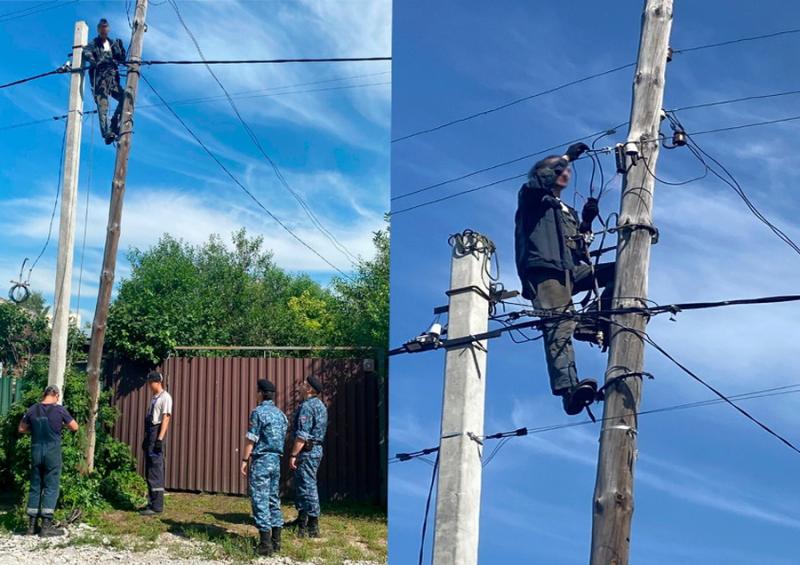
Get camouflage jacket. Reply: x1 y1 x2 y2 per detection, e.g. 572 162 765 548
246 400 288 458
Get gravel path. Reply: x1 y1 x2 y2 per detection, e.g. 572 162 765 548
0 525 380 564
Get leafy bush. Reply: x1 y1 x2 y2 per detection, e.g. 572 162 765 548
0 361 145 525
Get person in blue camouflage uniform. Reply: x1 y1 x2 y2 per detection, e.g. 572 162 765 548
240 379 288 556
288 375 328 538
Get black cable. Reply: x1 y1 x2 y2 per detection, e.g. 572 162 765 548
391 125 627 201
0 0 76 23
418 452 439 565
28 119 68 281
691 114 800 137
640 152 708 186
394 383 800 466
670 88 800 113
167 0 359 265
624 324 800 456
390 173 527 216
0 67 66 90
392 63 636 143
672 27 800 54
138 56 391 65
139 74 353 279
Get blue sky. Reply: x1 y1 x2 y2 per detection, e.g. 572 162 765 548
0 0 391 326
390 2 800 564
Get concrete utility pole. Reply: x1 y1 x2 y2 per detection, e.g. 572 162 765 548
590 1 673 563
432 230 494 565
85 0 149 472
48 21 89 402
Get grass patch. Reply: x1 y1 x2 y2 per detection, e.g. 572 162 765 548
85 492 386 563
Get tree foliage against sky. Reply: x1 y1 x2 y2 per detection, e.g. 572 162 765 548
106 227 389 364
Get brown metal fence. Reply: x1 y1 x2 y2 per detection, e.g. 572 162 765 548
111 356 383 503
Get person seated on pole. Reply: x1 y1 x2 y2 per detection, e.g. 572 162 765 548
514 143 616 416
83 18 126 145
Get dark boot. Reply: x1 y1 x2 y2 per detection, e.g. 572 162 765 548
307 515 320 538
256 529 273 556
25 516 38 536
39 517 65 537
296 512 308 538
271 527 282 552
562 379 598 416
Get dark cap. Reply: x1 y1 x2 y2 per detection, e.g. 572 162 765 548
98 18 109 27
147 371 164 383
306 375 323 394
257 379 276 394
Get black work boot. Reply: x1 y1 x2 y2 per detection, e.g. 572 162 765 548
25 516 38 536
296 512 308 538
39 517 65 537
562 379 598 416
271 527 282 552
256 529 273 556
307 515 320 538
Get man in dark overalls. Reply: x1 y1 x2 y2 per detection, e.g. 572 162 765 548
83 18 127 144
515 143 614 416
240 379 288 556
140 371 173 516
18 385 79 536
289 375 328 538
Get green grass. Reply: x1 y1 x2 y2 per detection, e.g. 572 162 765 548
0 490 386 563
84 493 387 563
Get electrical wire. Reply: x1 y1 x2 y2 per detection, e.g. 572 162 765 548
671 27 800 54
0 0 76 23
0 67 67 90
139 74 353 279
27 119 68 282
669 88 800 113
167 0 359 265
392 63 636 143
394 382 800 466
137 56 391 65
418 452 439 565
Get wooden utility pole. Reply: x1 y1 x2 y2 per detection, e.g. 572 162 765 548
590 1 673 563
432 231 493 565
85 0 149 472
48 21 88 401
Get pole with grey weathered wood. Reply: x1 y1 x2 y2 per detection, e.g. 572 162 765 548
47 20 89 402
85 0 149 472
590 1 673 563
432 231 494 565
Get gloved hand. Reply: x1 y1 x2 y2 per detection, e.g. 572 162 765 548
581 197 600 226
141 439 149 451
153 439 163 454
565 142 590 162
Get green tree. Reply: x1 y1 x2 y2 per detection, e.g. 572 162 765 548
0 298 50 377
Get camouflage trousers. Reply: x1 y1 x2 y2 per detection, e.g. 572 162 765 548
248 453 283 531
294 446 322 517
92 71 124 139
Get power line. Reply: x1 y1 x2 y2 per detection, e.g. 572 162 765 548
0 66 67 90
0 73 391 132
391 63 635 143
0 0 76 23
390 109 800 216
669 88 800 113
391 27 800 144
27 119 68 282
167 0 358 265
393 382 800 465
671 26 800 54
391 125 626 201
137 56 391 65
139 73 352 279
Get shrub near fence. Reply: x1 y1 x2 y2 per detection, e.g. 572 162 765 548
0 375 22 417
111 356 384 504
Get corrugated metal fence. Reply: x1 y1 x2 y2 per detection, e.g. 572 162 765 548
111 356 384 503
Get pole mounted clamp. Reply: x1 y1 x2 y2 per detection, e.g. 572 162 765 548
609 222 659 244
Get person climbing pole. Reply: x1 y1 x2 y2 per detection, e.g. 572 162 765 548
18 385 79 537
83 18 126 145
514 143 616 416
